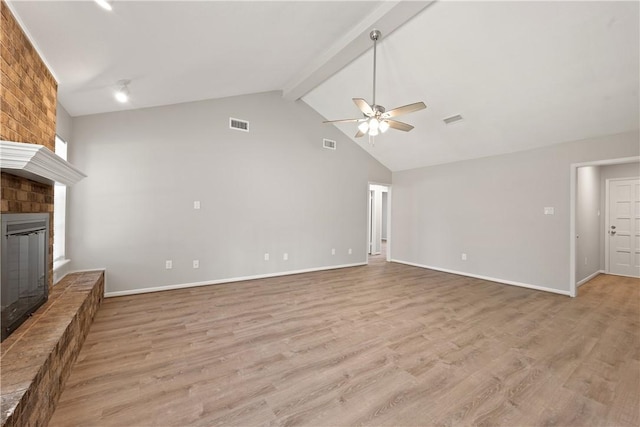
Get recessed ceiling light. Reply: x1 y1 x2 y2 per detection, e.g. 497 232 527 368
94 0 113 11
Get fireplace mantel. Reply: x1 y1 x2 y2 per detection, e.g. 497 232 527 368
0 140 86 186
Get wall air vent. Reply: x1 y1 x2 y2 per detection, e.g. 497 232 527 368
443 114 464 125
322 139 337 150
229 118 249 132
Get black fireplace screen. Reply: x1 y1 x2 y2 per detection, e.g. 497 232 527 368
1 213 49 341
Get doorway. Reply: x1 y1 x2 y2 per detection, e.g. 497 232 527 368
368 183 391 263
570 156 640 297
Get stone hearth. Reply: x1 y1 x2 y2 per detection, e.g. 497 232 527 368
0 271 104 427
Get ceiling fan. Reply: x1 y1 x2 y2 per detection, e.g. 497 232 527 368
323 29 426 139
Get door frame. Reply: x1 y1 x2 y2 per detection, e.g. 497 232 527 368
605 177 640 275
367 182 392 263
569 156 640 297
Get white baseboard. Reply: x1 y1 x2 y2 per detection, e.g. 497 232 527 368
104 262 367 298
600 271 640 279
390 259 571 296
577 270 604 287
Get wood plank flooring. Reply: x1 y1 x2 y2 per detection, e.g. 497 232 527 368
49 256 639 426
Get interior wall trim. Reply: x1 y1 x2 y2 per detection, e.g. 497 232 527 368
577 270 604 287
102 262 367 297
390 259 572 297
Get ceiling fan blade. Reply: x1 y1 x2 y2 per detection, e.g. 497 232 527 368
381 102 426 119
323 118 361 124
386 120 414 132
355 129 366 138
353 98 374 116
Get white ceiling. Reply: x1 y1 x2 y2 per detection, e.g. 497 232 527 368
8 1 640 172
304 1 640 170
7 0 384 115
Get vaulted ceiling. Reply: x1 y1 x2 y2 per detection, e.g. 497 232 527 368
8 1 639 171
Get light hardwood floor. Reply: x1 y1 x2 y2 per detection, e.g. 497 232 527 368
49 255 639 427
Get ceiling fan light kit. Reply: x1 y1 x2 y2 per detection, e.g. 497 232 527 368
323 29 426 143
115 79 130 103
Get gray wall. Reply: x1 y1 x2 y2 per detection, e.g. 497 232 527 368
576 166 601 283
391 131 639 294
68 91 391 294
55 102 73 143
599 161 640 269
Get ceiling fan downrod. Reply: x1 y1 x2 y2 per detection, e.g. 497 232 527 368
370 29 381 108
321 28 426 139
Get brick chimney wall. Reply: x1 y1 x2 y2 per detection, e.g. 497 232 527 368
1 0 58 289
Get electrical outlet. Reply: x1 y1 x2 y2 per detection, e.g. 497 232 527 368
283 253 288 261
264 253 269 261
165 260 172 269
331 248 336 255
348 248 352 255
584 257 588 265
193 260 199 269
193 200 201 210
461 253 467 261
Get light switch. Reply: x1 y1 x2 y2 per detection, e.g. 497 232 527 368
544 207 554 215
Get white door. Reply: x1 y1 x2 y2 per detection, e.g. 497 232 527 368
608 178 640 277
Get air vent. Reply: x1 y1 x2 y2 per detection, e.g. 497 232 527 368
443 114 464 125
229 118 249 132
323 139 336 150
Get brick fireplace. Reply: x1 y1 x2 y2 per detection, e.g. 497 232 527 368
1 0 57 290
1 3 102 427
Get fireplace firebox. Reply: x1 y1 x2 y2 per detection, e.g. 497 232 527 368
1 213 49 341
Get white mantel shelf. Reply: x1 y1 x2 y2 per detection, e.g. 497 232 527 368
0 140 86 186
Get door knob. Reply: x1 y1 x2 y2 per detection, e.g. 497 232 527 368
610 225 616 229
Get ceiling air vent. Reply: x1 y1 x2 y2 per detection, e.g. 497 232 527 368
443 114 464 125
323 139 336 150
229 118 249 132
